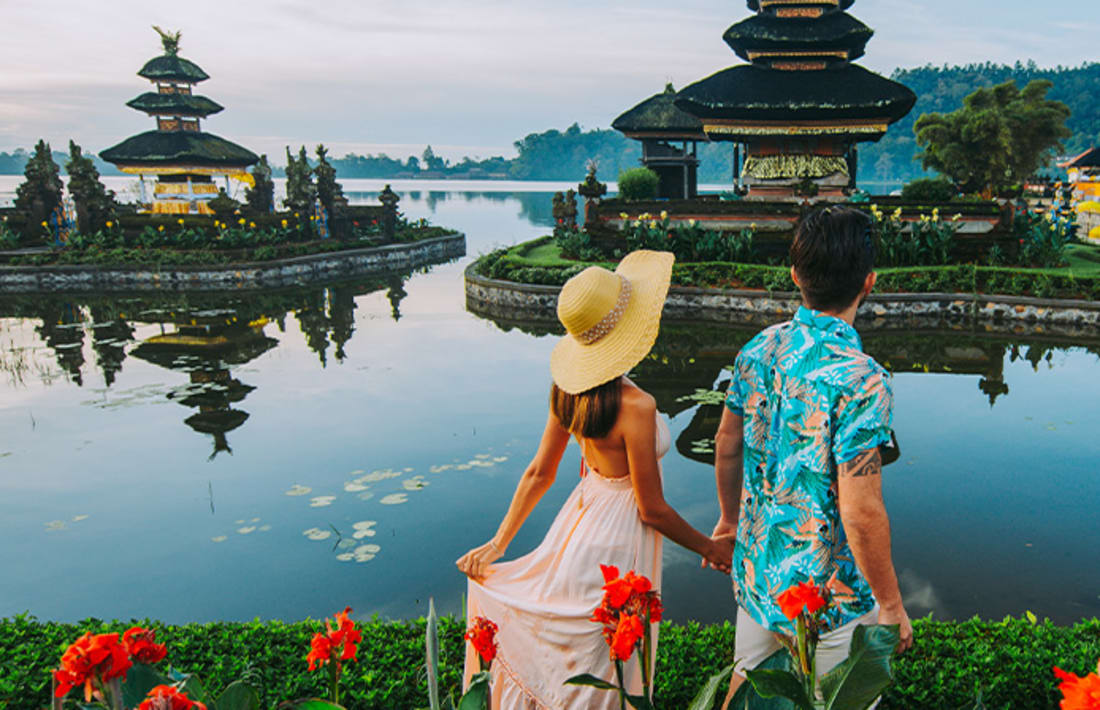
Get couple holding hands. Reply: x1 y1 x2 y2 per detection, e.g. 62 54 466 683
456 207 913 709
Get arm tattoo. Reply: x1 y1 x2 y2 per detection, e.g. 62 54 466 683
841 449 882 478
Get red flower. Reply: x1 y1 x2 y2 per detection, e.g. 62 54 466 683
777 581 828 621
1054 662 1100 709
123 627 168 665
137 685 207 710
610 614 644 661
307 607 361 671
53 632 133 702
465 616 499 665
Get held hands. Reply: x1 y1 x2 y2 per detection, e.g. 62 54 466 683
701 518 738 573
456 539 505 581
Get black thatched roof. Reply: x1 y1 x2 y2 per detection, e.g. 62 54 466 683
100 131 258 168
1061 148 1100 169
748 0 854 11
612 85 705 138
126 92 224 118
138 55 209 83
675 63 915 123
725 12 873 62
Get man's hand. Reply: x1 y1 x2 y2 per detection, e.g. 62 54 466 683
878 603 913 653
702 518 738 570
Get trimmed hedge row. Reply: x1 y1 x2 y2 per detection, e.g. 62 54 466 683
474 246 1100 301
2 614 1098 709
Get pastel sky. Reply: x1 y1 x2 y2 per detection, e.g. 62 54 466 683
1 0 1095 162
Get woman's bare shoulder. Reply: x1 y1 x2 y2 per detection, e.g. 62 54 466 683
620 380 657 418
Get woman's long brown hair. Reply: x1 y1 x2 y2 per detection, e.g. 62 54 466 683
550 378 622 439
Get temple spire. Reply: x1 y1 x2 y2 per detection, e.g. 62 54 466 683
152 25 181 56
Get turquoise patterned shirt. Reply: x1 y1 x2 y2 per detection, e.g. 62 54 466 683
725 306 893 633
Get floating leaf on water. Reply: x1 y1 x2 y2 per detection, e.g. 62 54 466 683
249 517 260 523
237 526 256 535
492 456 508 463
285 484 312 497
259 524 272 532
337 539 357 549
336 553 355 562
344 482 369 492
358 469 401 483
72 515 89 522
349 469 365 476
379 493 408 505
303 528 332 541
355 544 381 554
357 492 374 501
309 496 336 508
235 519 245 525
352 529 375 539
45 520 65 532
402 476 428 491
352 520 377 531
455 464 473 470
474 454 492 460
355 554 376 563
429 464 453 474
404 467 414 472
211 536 228 543
467 459 494 468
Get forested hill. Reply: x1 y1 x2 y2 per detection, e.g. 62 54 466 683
3 62 1098 185
860 61 1100 183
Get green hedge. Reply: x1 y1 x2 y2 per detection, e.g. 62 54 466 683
474 247 1100 301
2 615 1098 709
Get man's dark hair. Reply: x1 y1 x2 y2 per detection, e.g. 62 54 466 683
789 206 875 312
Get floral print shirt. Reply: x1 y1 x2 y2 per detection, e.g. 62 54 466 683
725 306 894 633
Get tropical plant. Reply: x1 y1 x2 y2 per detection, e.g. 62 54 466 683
284 146 317 216
65 140 117 234
566 565 663 710
1052 657 1100 708
617 168 659 201
1017 211 1074 268
422 599 493 710
914 80 1071 195
692 581 900 710
305 607 362 705
244 155 275 214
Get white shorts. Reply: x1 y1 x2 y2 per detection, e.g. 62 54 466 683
733 604 881 705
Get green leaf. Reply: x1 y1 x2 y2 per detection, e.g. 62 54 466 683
213 680 260 710
119 662 172 708
729 650 797 710
626 693 657 710
744 669 814 710
563 673 620 691
1025 610 1037 625
687 662 736 710
820 624 899 710
457 671 491 710
176 674 209 704
274 700 347 710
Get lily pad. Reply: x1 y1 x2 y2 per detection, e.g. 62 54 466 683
237 526 256 535
309 496 336 508
303 528 332 541
429 464 453 473
379 493 408 505
211 536 228 543
402 476 428 491
285 484 312 497
344 482 369 492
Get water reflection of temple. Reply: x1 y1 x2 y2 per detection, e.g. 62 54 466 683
131 312 277 458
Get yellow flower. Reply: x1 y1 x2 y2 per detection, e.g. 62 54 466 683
40 221 48 228
660 210 668 221
294 212 300 218
238 218 246 226
177 218 185 226
931 207 940 222
892 208 902 220
648 220 657 229
640 212 651 220
249 222 256 228
688 219 697 228
750 223 758 230
157 225 164 232
106 220 114 228
952 213 962 222
281 219 288 228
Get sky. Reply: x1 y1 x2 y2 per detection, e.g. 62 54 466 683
1 0 1096 163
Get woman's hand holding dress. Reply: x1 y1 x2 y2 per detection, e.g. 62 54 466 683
457 540 505 581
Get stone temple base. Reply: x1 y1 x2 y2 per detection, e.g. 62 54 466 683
743 171 850 202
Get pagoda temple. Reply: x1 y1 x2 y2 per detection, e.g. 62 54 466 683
612 84 707 200
674 0 915 199
101 28 258 214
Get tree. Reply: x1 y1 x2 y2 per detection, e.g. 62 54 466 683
914 79 1070 194
313 144 345 218
245 154 275 214
421 145 446 172
284 146 316 214
14 140 63 239
65 140 116 233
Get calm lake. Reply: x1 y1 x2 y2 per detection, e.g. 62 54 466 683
0 179 1097 626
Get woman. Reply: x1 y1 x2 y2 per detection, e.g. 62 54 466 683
456 250 734 709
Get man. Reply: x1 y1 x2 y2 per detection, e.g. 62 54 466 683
711 206 913 709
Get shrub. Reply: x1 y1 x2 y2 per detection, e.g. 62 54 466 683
617 167 659 201
901 176 957 203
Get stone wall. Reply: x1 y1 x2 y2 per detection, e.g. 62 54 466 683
465 264 1100 339
0 233 466 293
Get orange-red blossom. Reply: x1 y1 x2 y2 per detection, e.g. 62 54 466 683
610 614 645 662
137 685 207 710
123 626 168 665
777 580 827 621
592 565 662 662
1054 660 1100 710
53 632 133 702
465 616 499 664
306 607 362 672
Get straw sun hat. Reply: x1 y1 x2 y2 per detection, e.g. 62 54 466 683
550 250 674 394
